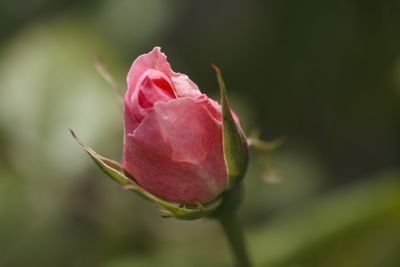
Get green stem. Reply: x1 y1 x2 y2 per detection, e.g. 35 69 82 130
218 213 252 267
212 186 252 267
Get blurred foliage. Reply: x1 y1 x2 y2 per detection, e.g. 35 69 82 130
0 0 399 267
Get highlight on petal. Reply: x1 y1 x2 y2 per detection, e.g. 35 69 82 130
170 73 201 97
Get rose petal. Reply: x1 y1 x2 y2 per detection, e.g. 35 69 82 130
127 47 170 87
170 73 201 97
126 47 200 98
126 69 177 124
123 97 228 204
196 95 241 125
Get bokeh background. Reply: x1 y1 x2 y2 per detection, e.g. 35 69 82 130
0 1 399 266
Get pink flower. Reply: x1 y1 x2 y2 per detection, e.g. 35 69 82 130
123 47 240 204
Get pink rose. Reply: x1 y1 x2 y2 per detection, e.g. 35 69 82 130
123 47 241 204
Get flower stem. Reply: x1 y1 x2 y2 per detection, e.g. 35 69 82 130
213 186 252 267
218 213 252 267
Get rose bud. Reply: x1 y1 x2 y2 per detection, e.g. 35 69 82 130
123 47 245 205
71 47 247 219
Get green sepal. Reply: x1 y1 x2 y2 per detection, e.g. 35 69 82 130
69 129 221 220
212 65 249 188
247 137 285 152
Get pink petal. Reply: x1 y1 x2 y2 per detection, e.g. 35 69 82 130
170 73 201 97
123 97 228 204
126 69 176 123
197 95 241 125
126 47 200 99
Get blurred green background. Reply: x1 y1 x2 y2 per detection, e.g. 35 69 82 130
0 1 399 266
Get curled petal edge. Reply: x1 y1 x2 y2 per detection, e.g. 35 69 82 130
69 129 222 220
